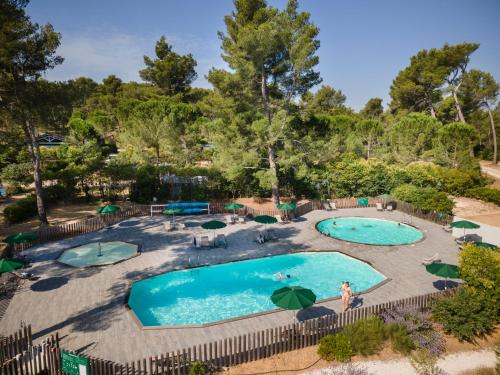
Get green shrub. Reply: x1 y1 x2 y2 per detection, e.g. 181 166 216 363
409 349 447 375
341 316 386 356
43 184 74 203
392 184 454 214
3 195 37 224
318 333 353 362
189 361 206 375
385 323 415 355
465 187 500 206
431 288 497 341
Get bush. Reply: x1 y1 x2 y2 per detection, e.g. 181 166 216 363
431 288 497 341
385 323 415 355
43 184 74 203
189 362 206 375
409 349 447 375
392 184 454 214
380 304 444 356
465 187 500 206
3 195 37 224
318 333 353 362
341 317 386 356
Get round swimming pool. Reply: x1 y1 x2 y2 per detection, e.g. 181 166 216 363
316 217 423 245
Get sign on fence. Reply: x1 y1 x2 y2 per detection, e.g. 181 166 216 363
62 350 88 375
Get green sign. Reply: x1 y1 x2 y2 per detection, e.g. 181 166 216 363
62 351 88 375
357 197 369 207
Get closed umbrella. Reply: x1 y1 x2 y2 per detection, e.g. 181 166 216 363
271 286 316 320
0 259 24 274
201 220 227 244
4 233 38 244
96 205 121 214
450 220 480 238
426 263 460 289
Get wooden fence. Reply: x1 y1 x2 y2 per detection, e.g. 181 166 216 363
1 290 452 375
9 197 452 254
0 326 32 365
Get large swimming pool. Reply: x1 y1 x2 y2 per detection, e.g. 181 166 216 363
128 252 386 327
316 217 423 245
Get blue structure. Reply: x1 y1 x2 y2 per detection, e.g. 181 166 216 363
167 202 209 214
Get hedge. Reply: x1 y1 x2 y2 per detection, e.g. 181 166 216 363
464 187 500 206
3 195 37 224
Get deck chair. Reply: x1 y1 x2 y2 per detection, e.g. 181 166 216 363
13 271 35 280
237 216 245 224
275 215 285 224
225 215 235 225
177 223 186 230
163 221 173 231
267 229 278 241
442 225 452 233
376 202 383 211
386 204 393 212
215 234 227 248
194 236 202 249
201 236 211 248
323 201 332 211
328 200 337 210
421 253 441 265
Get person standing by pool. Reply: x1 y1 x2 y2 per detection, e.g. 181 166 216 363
341 281 352 312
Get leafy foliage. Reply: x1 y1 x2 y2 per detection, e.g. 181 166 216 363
341 317 387 356
3 195 37 224
465 187 500 206
409 349 448 375
318 333 352 362
392 184 454 214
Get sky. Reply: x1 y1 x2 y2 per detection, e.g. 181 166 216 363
27 0 500 110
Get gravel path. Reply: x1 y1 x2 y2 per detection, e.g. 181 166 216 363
305 350 497 375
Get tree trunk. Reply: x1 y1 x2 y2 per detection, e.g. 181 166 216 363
429 105 436 118
24 120 48 225
261 67 280 204
452 88 466 123
366 139 371 159
486 103 497 164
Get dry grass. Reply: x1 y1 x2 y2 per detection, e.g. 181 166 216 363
456 367 497 375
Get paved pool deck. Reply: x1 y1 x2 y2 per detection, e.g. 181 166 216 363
0 208 462 363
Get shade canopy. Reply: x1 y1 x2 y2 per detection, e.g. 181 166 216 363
0 258 24 274
450 220 480 229
471 241 498 249
271 286 316 310
96 204 121 214
224 203 244 210
276 202 297 211
426 263 460 279
255 215 278 224
162 208 184 215
4 232 38 244
201 220 227 230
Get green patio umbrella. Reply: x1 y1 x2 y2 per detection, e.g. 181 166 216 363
271 286 316 312
201 220 227 244
471 241 498 249
276 202 297 211
4 232 38 244
96 204 121 214
0 258 24 274
162 208 184 222
450 220 480 237
224 203 245 215
426 263 460 289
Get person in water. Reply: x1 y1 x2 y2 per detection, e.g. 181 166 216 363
275 272 291 280
341 281 353 312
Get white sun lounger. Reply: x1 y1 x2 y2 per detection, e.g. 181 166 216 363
275 215 285 224
238 216 245 224
201 236 211 248
225 215 235 224
164 221 173 231
421 253 441 265
376 202 383 211
386 204 393 212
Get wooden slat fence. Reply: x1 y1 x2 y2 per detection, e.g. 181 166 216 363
1 290 453 375
0 326 32 365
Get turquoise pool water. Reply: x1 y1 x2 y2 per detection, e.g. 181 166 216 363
58 241 138 267
316 217 423 245
128 252 386 327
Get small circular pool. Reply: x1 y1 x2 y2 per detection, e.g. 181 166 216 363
316 217 423 245
58 241 139 267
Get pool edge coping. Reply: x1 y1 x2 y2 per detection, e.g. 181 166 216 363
124 250 391 330
314 214 427 247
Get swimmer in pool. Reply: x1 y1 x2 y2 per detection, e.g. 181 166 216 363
275 272 291 280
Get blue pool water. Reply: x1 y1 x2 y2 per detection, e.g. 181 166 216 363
317 217 423 245
128 252 385 327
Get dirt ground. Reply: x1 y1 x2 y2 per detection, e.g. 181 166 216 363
225 328 499 375
453 197 500 227
233 197 310 211
0 198 100 237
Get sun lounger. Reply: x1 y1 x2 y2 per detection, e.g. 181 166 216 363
376 203 383 211
330 201 337 210
177 223 186 230
386 204 393 212
225 215 235 225
163 221 173 231
275 214 287 224
201 236 211 248
237 216 245 224
215 234 227 248
13 271 35 280
267 229 278 241
323 201 332 211
256 232 265 244
421 253 441 265
442 225 452 233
